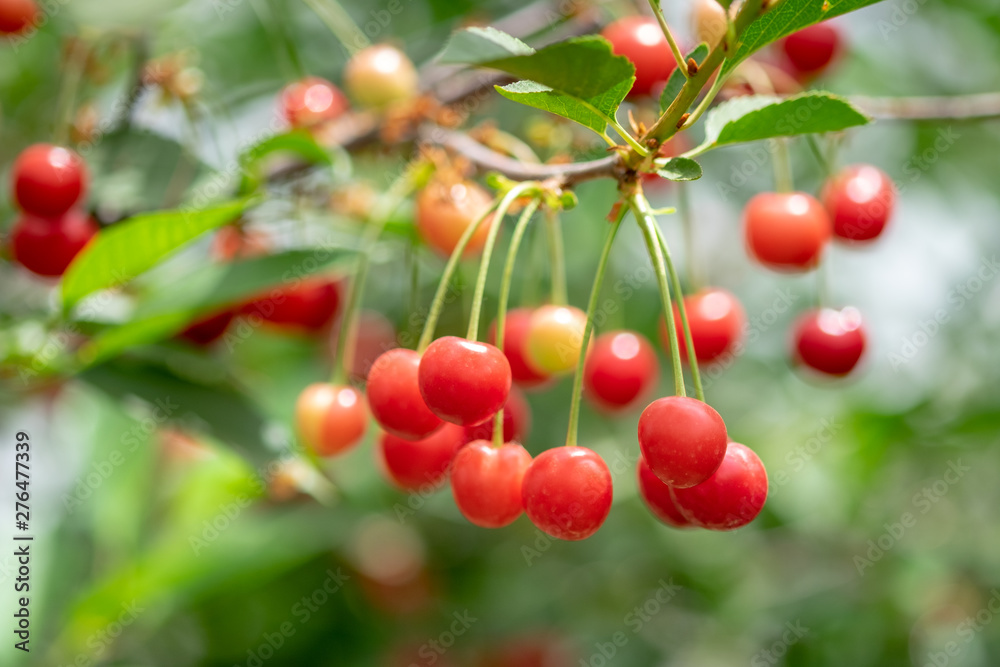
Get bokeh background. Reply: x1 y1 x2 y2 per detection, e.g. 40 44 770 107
2 0 1000 665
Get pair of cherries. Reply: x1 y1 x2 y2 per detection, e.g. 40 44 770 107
8 144 97 278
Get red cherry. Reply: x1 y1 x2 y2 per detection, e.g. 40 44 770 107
524 305 588 376
779 22 842 78
295 383 367 457
636 457 693 528
743 192 831 271
418 337 512 426
638 396 727 488
669 442 768 530
601 16 679 97
663 288 746 364
0 0 37 35
462 385 531 444
521 446 613 541
12 144 88 217
488 308 551 389
450 440 532 528
177 310 236 346
329 310 398 382
9 210 97 277
583 330 659 411
367 348 443 440
378 424 465 491
343 44 418 110
242 277 341 333
415 179 495 257
822 164 895 242
280 76 349 129
793 307 866 376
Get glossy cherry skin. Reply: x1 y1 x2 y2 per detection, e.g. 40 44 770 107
601 16 679 97
584 330 659 411
462 385 531 444
823 164 895 242
744 192 831 271
295 383 367 457
280 76 349 128
488 308 551 389
378 424 465 492
524 305 588 376
638 396 728 488
637 457 693 528
0 0 37 35
451 440 532 528
415 180 495 257
367 348 443 440
663 288 747 364
418 337 512 427
9 210 97 277
521 446 613 541
241 278 340 333
12 144 88 217
669 442 768 530
793 307 866 376
344 44 418 110
178 310 236 346
779 22 841 78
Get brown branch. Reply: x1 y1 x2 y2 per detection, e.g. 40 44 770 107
850 93 1000 121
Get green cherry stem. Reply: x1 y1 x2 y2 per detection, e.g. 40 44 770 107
467 183 540 342
677 184 699 290
546 212 568 306
773 137 794 193
300 0 369 55
491 197 542 447
652 222 705 402
629 191 685 398
417 182 537 353
331 168 419 384
566 207 625 447
647 0 688 80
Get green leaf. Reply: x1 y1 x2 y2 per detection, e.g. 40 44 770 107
660 43 710 113
701 92 870 149
723 0 885 76
238 130 332 193
439 29 634 135
655 157 703 181
78 249 354 365
61 199 250 310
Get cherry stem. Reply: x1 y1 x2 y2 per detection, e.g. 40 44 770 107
332 168 418 384
629 191 686 398
805 134 833 180
773 137 794 193
261 0 306 79
492 197 542 447
417 182 536 353
566 207 625 447
546 213 568 305
55 38 91 146
677 184 699 290
300 0 369 55
647 0 689 80
653 223 705 402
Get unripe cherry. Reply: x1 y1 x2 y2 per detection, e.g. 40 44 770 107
524 305 587 376
488 308 552 389
415 179 495 257
344 44 418 110
295 383 367 457
521 446 613 541
451 440 532 528
669 442 768 530
638 396 727 488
